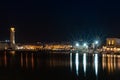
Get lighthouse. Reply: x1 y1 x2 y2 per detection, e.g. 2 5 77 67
10 27 15 49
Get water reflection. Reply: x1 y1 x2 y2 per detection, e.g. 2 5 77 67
31 53 34 69
70 53 72 71
10 51 15 55
20 53 23 67
1 51 120 79
25 53 28 68
4 51 7 67
102 54 120 73
83 53 87 76
75 53 79 75
49 54 70 67
94 54 98 76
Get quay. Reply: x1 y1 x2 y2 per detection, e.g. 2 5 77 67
0 27 120 54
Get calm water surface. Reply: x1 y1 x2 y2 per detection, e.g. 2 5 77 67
0 51 120 80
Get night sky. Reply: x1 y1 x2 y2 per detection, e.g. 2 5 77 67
0 0 120 43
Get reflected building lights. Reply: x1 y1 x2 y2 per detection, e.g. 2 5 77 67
4 51 7 67
21 53 35 69
70 53 72 71
75 53 79 76
109 54 116 73
10 51 15 55
114 55 116 70
31 53 34 69
117 57 120 69
21 53 23 67
26 54 28 68
94 54 98 76
102 54 118 73
110 55 113 72
83 53 87 76
107 55 113 73
102 54 106 70
2 50 120 77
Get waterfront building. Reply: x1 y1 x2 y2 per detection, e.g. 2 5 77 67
44 43 72 51
0 41 9 50
102 38 120 52
106 38 120 47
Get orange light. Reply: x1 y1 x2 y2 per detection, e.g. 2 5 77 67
112 40 114 45
108 40 111 45
11 27 15 32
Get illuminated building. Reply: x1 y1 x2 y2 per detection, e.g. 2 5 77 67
102 38 120 52
106 38 120 47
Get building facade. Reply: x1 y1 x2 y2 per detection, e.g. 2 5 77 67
106 38 120 47
103 38 120 52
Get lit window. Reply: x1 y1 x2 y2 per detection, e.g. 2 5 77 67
108 40 111 45
112 40 114 45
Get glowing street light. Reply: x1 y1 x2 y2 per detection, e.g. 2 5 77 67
95 40 99 45
76 43 79 47
94 40 99 50
83 43 87 47
83 43 88 49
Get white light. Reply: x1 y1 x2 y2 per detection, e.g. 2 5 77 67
83 53 87 76
94 54 98 76
83 43 87 47
70 53 72 71
95 41 98 44
76 43 79 47
75 53 79 76
83 43 88 48
5 40 9 42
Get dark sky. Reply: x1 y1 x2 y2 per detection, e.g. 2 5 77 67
0 0 120 43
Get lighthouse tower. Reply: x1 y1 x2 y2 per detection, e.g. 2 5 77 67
10 27 15 49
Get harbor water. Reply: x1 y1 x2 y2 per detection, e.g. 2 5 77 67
0 51 120 80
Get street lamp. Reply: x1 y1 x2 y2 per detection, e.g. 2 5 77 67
76 43 79 47
94 40 99 50
83 43 88 49
83 43 87 47
95 41 98 45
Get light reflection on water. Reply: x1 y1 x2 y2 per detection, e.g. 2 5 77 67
83 53 86 76
75 53 79 76
102 54 120 73
4 51 7 67
70 53 72 71
0 51 120 79
94 54 98 76
20 53 23 67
